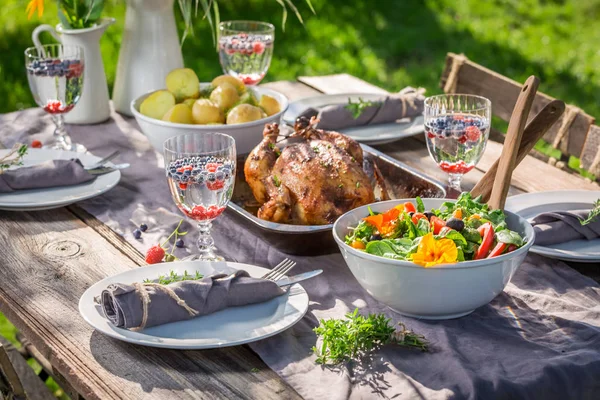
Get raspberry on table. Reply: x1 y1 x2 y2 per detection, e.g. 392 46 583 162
31 140 42 148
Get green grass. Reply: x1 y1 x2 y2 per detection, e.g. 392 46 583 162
0 0 599 396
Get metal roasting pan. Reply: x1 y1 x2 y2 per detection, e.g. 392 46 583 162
226 144 446 255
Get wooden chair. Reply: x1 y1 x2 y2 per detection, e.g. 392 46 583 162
439 53 600 179
0 337 54 400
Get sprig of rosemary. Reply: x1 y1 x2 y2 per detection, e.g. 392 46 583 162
143 269 203 285
580 199 600 225
345 98 382 119
0 143 27 174
312 309 428 366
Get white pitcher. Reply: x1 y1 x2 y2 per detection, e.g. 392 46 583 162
32 18 115 124
112 0 184 116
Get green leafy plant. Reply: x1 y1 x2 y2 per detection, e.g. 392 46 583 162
0 143 28 174
312 308 427 366
580 199 600 226
345 97 381 119
143 269 203 285
58 0 104 29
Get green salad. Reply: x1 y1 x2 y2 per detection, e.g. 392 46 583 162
344 193 526 267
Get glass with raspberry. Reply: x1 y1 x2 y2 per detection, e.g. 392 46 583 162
25 44 85 152
218 21 274 85
164 133 236 261
424 94 491 192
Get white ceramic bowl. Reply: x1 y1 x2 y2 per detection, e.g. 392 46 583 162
333 198 535 320
131 84 289 154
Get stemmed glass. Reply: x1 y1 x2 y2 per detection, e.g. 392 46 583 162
218 21 275 85
424 94 491 192
25 44 85 152
164 133 236 261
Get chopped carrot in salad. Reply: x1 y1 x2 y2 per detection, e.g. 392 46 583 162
344 193 525 266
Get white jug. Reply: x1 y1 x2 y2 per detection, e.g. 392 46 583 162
112 0 184 116
32 18 115 124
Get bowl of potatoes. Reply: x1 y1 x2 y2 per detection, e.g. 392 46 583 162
131 68 289 154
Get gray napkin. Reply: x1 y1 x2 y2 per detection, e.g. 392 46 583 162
101 270 285 330
531 210 600 246
299 87 425 131
0 159 95 193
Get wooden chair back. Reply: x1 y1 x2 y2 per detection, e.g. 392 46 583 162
439 53 600 178
0 343 26 400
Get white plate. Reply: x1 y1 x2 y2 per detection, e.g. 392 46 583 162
505 190 600 262
283 93 424 145
79 260 309 349
0 149 120 211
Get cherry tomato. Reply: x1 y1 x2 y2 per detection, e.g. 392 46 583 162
403 202 416 213
487 242 507 258
507 244 518 253
475 223 494 260
430 216 446 235
411 212 427 225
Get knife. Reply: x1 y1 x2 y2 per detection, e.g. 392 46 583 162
276 269 323 287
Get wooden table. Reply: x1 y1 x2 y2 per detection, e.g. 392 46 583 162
0 74 598 399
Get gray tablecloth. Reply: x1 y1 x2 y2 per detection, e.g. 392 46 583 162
2 108 600 399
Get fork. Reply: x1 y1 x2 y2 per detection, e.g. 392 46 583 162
261 258 296 281
86 150 121 170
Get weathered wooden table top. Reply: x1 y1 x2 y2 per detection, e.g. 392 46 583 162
0 74 598 400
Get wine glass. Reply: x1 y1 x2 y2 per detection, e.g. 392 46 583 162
25 44 85 152
164 133 236 261
218 20 275 85
424 94 491 192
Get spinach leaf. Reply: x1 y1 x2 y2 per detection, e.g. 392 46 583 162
463 241 478 254
456 247 465 262
365 241 395 256
403 213 418 239
466 218 484 229
383 238 413 255
416 218 431 236
495 230 523 247
345 220 374 244
437 229 467 246
462 227 482 244
416 197 425 213
485 209 506 226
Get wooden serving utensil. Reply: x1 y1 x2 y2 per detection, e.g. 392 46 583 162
471 99 565 202
486 76 540 210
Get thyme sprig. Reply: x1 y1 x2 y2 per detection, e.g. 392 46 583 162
0 143 27 174
345 98 382 119
580 199 600 226
143 269 203 285
312 308 428 366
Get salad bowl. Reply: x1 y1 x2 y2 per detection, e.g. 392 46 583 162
332 198 535 320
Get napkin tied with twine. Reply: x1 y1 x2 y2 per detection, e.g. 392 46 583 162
101 270 285 330
531 210 600 246
0 159 95 193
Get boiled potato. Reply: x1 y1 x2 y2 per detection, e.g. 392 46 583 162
162 104 194 124
140 90 176 120
211 75 246 94
192 99 225 124
259 95 281 116
165 68 200 102
238 91 258 107
210 83 240 111
182 99 196 108
226 104 267 125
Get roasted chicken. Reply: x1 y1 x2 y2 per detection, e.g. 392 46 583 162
244 117 385 225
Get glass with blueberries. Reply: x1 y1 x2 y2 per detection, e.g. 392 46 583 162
164 133 236 261
25 44 85 152
423 94 491 192
218 21 274 85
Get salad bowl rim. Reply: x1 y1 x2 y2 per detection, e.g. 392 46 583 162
332 198 535 270
130 84 289 130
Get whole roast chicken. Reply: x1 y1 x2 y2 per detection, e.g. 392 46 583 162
244 117 387 225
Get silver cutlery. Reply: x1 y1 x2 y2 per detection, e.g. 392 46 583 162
85 163 130 175
86 150 121 170
276 269 323 287
261 258 296 281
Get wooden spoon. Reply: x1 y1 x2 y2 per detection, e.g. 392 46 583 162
471 99 565 202
487 76 540 210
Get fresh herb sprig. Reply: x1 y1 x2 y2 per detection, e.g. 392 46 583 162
580 199 600 225
143 269 203 285
163 220 188 262
0 143 27 173
312 309 428 366
345 98 382 119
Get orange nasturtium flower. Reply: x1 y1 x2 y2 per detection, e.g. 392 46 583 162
363 205 405 236
410 232 458 267
26 0 45 19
